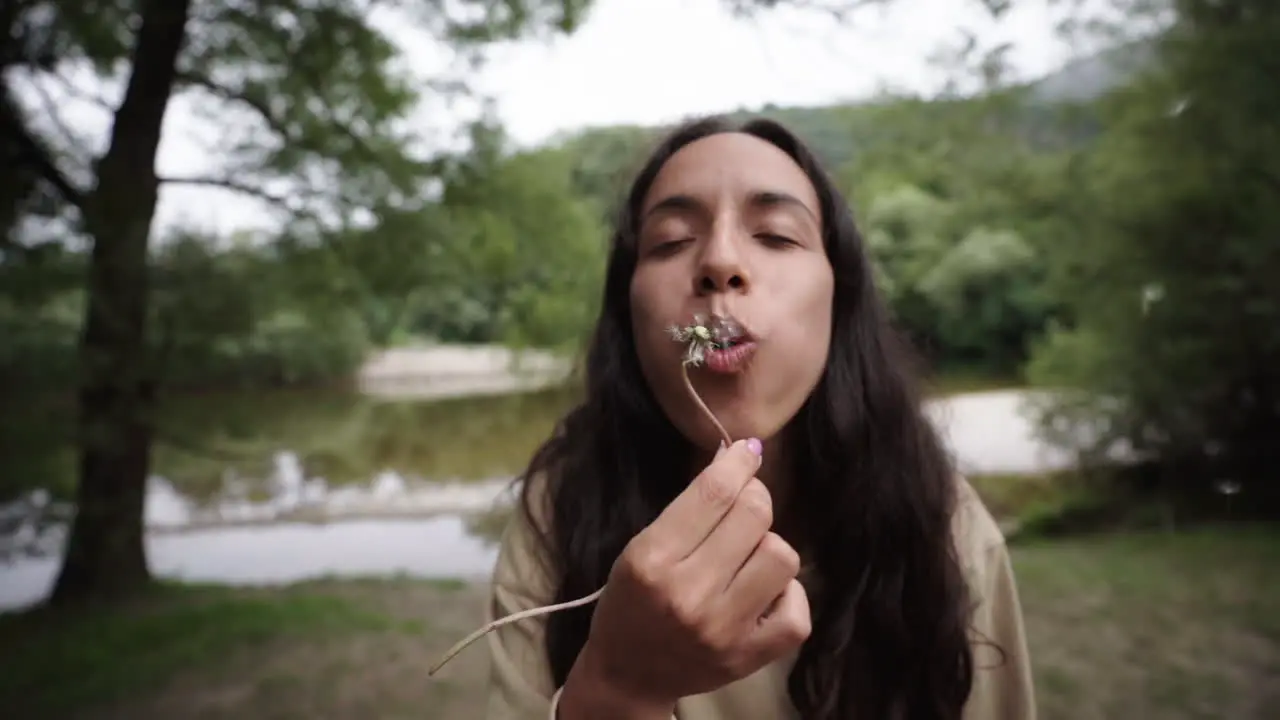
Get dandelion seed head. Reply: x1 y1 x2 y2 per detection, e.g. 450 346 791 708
671 312 745 368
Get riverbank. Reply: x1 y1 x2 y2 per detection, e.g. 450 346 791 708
353 344 1021 402
0 386 1100 611
3 525 1275 720
356 345 571 400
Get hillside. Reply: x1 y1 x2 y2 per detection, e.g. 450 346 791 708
542 42 1151 210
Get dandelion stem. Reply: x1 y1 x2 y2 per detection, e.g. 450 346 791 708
684 365 732 447
429 316 736 678
428 587 605 677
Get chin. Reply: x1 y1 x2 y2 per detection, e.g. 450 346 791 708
652 367 800 449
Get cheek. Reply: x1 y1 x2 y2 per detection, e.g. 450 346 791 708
777 270 834 382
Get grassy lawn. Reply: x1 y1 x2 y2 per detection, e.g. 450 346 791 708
1014 526 1278 719
1 527 1275 719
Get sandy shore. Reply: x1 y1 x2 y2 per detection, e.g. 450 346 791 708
356 345 571 400
360 346 1070 475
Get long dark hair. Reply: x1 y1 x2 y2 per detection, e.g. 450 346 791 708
518 116 976 720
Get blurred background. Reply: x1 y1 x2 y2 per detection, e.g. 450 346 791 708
1 0 1276 718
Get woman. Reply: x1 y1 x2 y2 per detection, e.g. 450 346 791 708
482 116 1036 719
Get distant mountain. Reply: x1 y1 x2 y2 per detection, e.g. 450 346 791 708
1027 41 1155 103
546 43 1155 207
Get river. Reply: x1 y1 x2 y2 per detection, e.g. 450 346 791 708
0 361 1074 611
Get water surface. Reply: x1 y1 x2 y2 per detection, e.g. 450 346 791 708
0 385 1088 611
0 385 573 610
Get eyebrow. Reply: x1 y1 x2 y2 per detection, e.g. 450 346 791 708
642 190 818 224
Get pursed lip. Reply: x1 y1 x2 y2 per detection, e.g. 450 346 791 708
704 339 758 374
668 313 760 369
704 314 756 347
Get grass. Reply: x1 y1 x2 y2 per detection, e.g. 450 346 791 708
967 470 1116 537
924 368 1023 397
1015 526 1280 719
0 578 479 719
1 526 1275 719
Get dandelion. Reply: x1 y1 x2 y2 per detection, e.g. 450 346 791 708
668 313 715 367
428 311 740 677
671 312 738 447
669 313 747 369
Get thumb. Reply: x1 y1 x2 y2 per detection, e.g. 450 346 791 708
714 440 729 459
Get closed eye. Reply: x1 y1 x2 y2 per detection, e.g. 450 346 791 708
650 237 693 257
756 233 798 248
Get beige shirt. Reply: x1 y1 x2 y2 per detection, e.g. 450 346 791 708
484 478 1037 719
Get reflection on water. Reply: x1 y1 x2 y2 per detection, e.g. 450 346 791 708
0 384 1086 611
0 450 523 610
0 442 523 610
0 384 569 611
144 452 518 530
2 383 578 504
151 384 578 500
0 516 505 610
0 454 518 560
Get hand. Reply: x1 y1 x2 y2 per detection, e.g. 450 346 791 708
567 438 811 711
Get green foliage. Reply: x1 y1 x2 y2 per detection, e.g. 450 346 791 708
2 0 611 395
277 121 609 351
179 1 426 205
538 78 1109 377
1026 0 1280 495
858 181 1046 373
552 124 660 217
421 124 607 349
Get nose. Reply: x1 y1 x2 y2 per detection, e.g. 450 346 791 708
694 226 750 297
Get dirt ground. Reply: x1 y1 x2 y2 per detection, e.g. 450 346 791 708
98 581 491 720
3 527 1276 720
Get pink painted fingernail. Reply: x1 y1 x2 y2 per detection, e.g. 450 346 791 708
746 437 763 456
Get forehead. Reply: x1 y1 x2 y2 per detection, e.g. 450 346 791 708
641 132 820 216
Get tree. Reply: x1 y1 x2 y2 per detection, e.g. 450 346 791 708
2 0 591 604
860 181 1045 373
428 122 607 350
1026 0 1280 504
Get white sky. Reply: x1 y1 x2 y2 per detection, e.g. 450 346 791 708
14 0 1088 237
470 0 1077 145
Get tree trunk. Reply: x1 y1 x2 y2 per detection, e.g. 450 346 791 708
50 0 193 605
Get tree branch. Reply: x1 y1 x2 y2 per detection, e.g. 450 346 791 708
30 73 95 165
160 175 297 210
0 88 87 210
39 66 119 113
174 68 391 169
175 69 295 141
158 174 332 225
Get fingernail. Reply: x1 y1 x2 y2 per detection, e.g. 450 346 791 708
746 437 763 456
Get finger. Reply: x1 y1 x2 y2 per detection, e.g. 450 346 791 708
642 438 762 560
684 479 774 591
752 579 812 659
721 531 800 622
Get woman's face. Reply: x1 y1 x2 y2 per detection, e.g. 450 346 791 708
630 132 834 450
